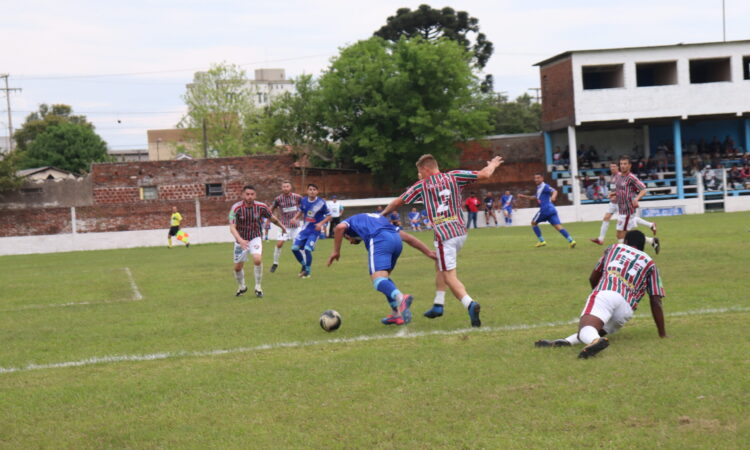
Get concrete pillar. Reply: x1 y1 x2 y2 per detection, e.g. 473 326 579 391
195 197 202 228
71 206 77 234
643 125 650 159
544 131 553 167
567 125 581 209
744 117 750 154
673 119 684 199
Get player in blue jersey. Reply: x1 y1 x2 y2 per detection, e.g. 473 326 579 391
501 190 514 226
518 173 576 248
290 184 332 277
407 207 422 231
327 213 436 325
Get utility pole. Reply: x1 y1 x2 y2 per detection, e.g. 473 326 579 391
528 87 542 104
0 74 22 152
722 0 726 42
202 117 208 158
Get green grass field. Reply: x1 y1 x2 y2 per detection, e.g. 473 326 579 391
1 212 749 448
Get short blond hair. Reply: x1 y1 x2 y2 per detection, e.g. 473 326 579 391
415 154 438 169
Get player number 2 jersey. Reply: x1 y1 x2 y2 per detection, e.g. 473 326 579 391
400 170 478 242
593 244 665 310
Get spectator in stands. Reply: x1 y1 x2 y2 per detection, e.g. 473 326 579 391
740 164 750 187
586 145 599 164
728 164 743 188
655 142 669 172
698 137 709 155
578 144 589 167
553 146 562 163
582 175 595 200
702 165 720 191
723 136 736 155
562 145 570 162
596 175 608 201
687 139 699 155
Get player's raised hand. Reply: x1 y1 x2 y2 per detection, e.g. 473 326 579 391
326 252 340 266
488 156 504 168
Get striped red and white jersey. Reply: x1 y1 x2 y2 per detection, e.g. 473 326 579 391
613 172 646 216
229 200 272 241
400 170 478 242
271 193 302 228
592 244 665 310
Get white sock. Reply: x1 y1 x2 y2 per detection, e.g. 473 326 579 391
645 236 654 246
460 294 473 309
636 217 653 228
564 332 580 345
234 269 245 288
598 221 610 241
434 291 446 306
254 264 263 290
273 247 282 264
579 326 599 345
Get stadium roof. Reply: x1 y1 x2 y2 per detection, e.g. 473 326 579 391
534 39 750 67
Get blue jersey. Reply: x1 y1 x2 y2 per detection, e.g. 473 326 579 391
502 194 513 209
342 213 398 249
536 183 556 211
408 212 420 222
299 196 331 231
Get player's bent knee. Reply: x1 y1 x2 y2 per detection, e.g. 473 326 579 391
372 277 388 290
304 245 314 252
291 244 300 251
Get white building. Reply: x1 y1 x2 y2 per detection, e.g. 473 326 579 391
248 68 295 107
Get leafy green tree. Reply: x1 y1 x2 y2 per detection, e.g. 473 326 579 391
374 4 494 90
0 151 23 192
487 93 541 135
179 62 263 157
318 36 492 186
20 122 109 174
13 104 93 152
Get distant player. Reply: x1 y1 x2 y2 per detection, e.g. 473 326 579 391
500 190 514 226
167 206 189 248
382 153 504 327
270 181 302 273
518 173 576 248
606 156 661 253
407 207 422 231
229 185 287 298
535 230 666 359
290 183 332 278
590 163 658 248
327 213 436 325
483 193 498 227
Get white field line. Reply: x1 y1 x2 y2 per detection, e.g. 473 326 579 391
0 305 747 375
1 268 143 312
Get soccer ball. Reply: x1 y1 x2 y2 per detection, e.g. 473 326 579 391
319 310 342 332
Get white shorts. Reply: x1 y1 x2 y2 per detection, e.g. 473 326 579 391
580 290 633 335
233 237 262 263
616 213 639 231
605 202 618 215
277 226 300 242
434 234 467 272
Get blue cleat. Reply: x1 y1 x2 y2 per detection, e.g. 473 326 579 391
423 304 444 319
398 294 414 324
468 301 481 327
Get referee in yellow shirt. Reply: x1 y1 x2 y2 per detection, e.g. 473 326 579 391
168 206 189 248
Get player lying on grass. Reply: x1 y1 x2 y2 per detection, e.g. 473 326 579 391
535 230 667 359
327 213 437 326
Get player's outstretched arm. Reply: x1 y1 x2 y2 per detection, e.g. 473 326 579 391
382 197 404 217
476 156 504 180
399 231 436 260
649 294 667 338
327 224 347 266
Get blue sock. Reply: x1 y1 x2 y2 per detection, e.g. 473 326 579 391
533 226 544 241
292 248 305 265
559 228 572 242
373 277 401 310
304 249 313 268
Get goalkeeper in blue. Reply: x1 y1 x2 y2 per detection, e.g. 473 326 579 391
327 213 436 325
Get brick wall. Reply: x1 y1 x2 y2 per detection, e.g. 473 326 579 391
540 57 575 132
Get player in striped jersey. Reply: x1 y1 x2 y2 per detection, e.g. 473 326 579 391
535 230 667 359
381 153 504 327
270 181 303 273
610 156 660 253
229 185 287 298
517 173 576 248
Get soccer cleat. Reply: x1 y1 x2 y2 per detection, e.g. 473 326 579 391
255 289 263 298
652 237 660 255
235 286 248 297
590 238 604 245
534 241 547 248
302 266 311 278
569 240 577 249
578 337 610 359
381 314 405 326
423 304 444 319
270 263 278 273
398 295 414 324
650 223 657 235
535 339 572 348
468 301 481 327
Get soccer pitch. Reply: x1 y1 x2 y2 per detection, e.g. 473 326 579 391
1 212 748 448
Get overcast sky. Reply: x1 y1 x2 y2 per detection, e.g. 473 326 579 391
2 0 748 150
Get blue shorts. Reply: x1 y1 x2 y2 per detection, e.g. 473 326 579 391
503 206 513 214
533 209 561 226
294 227 321 251
365 231 403 275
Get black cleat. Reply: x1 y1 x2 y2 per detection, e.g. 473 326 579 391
535 339 572 348
255 289 263 298
423 304 444 319
468 301 481 328
652 237 661 255
578 337 609 359
235 286 248 297
270 264 278 273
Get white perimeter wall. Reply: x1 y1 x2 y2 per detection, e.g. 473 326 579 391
3 197 748 256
